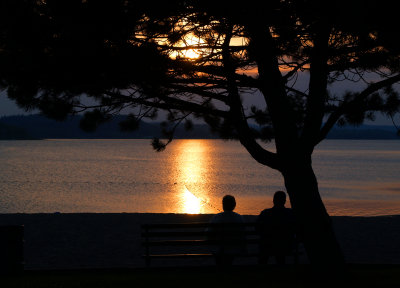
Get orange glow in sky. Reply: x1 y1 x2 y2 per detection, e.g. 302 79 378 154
170 34 206 60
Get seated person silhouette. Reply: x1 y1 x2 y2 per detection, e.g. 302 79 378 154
257 191 296 265
207 195 245 268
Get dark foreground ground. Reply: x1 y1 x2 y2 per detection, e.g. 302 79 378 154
1 213 400 287
2 264 400 288
0 213 400 269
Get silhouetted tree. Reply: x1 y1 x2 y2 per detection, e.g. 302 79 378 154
1 0 400 268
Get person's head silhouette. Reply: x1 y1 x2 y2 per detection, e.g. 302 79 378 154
222 195 236 212
273 191 287 207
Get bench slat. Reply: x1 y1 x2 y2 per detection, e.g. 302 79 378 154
144 252 261 258
142 231 208 237
142 222 300 267
143 239 261 246
145 253 214 258
142 231 259 238
143 223 258 229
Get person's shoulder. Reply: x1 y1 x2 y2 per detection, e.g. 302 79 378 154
224 211 244 222
232 211 244 222
210 212 224 223
257 208 272 221
284 207 294 214
285 208 295 218
212 211 244 223
259 208 273 216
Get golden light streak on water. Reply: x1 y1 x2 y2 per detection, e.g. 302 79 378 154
1 139 400 216
181 187 201 214
174 140 212 214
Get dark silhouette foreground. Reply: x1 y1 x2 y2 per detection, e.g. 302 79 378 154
2 0 400 268
207 195 245 267
257 191 296 265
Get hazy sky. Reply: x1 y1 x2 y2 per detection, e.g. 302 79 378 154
0 82 397 125
0 90 31 117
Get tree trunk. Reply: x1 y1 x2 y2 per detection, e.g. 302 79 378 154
281 156 345 269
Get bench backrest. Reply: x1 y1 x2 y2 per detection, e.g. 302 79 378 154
142 222 259 242
141 222 300 266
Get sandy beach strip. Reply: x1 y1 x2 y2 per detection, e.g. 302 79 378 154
0 213 399 270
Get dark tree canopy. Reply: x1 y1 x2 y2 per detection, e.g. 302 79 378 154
1 0 400 267
1 0 398 147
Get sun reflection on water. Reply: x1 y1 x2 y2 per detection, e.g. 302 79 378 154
174 140 213 214
182 187 201 214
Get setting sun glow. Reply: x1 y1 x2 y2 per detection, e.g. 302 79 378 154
171 34 206 60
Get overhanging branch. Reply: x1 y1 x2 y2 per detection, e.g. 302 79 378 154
317 73 400 145
103 90 230 119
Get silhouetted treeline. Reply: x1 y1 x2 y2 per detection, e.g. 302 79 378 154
0 115 218 140
0 115 398 140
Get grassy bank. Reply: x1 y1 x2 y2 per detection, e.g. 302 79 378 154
3 265 399 288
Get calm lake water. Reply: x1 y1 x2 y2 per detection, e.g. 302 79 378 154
0 139 399 216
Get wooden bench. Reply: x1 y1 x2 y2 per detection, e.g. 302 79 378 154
141 222 300 267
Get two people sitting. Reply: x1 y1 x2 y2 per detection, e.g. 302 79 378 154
208 191 296 267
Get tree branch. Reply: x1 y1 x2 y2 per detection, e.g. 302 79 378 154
103 90 230 119
247 23 299 156
317 73 400 145
222 24 280 170
301 24 331 152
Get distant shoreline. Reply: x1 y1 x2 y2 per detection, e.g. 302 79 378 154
1 114 399 140
1 213 399 269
